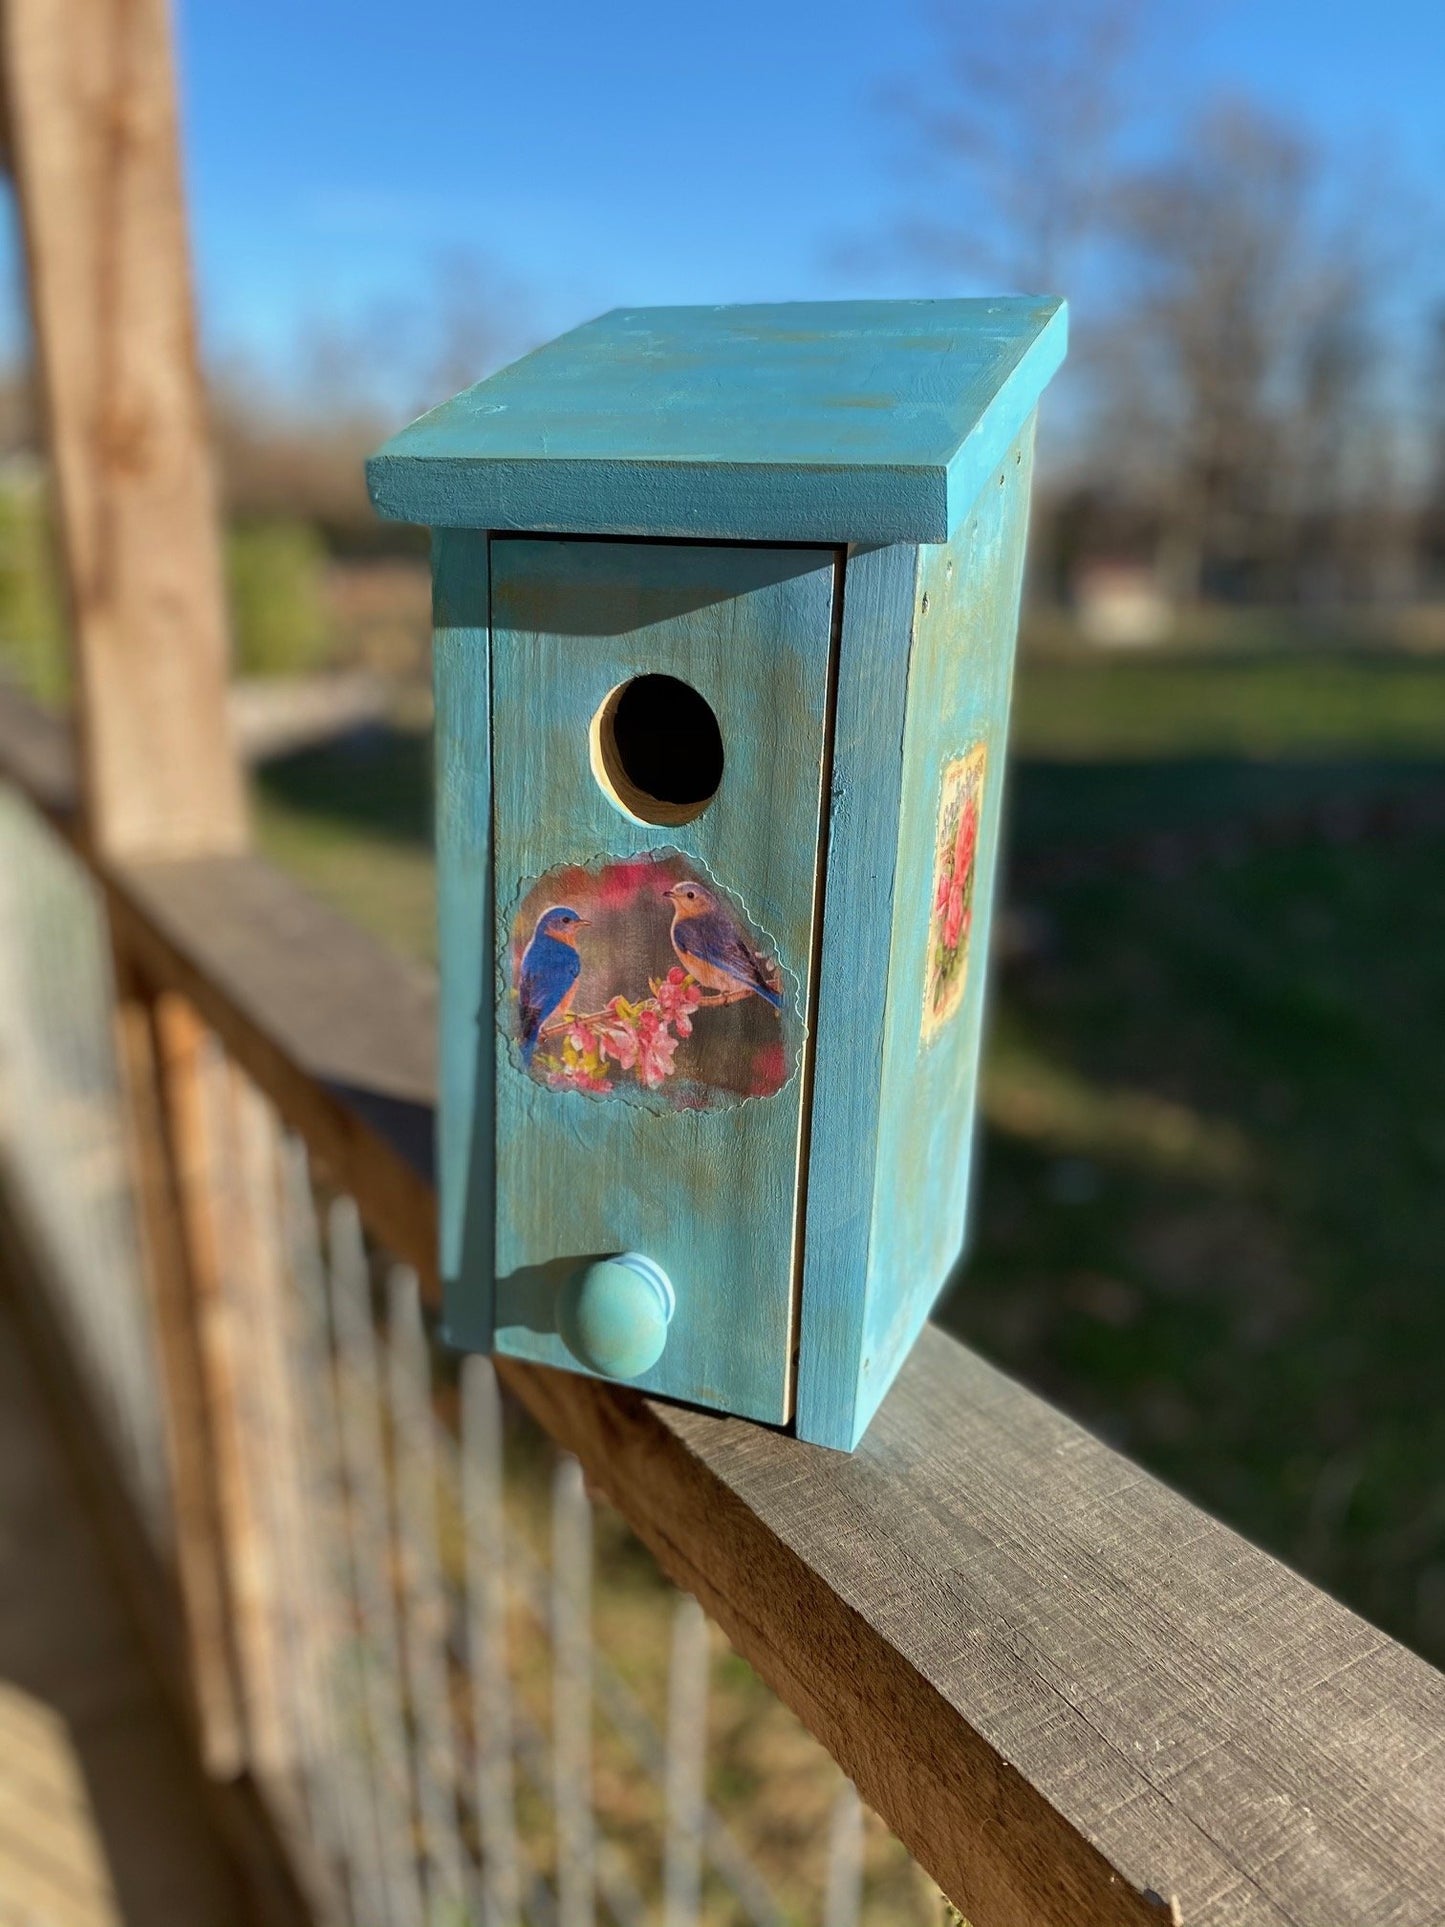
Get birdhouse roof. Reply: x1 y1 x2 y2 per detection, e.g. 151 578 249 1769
366 297 1066 545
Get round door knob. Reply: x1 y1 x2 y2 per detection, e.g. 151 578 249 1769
558 1253 675 1381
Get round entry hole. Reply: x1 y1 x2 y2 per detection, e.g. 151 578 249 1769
590 675 724 826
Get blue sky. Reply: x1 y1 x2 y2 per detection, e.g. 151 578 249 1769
175 0 1444 392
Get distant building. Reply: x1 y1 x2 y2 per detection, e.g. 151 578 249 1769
1072 560 1173 648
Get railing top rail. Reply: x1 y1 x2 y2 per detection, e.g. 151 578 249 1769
1 678 1441 1927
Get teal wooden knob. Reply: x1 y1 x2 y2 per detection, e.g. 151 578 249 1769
558 1253 675 1381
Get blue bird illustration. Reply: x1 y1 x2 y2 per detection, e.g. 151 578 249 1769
664 882 782 1012
517 906 589 1065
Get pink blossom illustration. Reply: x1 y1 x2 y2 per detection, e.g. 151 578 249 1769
511 856 791 1106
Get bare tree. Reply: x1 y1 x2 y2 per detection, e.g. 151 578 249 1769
875 6 1435 614
1104 100 1393 605
876 0 1142 293
210 251 534 537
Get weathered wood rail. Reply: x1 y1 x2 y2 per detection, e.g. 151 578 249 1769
2 678 1442 1927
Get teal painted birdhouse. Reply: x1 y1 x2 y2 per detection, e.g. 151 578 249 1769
368 297 1066 1450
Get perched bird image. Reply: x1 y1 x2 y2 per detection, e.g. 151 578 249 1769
664 882 782 1011
517 905 589 1065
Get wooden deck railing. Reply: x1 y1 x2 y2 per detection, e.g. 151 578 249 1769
0 0 1442 1916
2 675 1443 1927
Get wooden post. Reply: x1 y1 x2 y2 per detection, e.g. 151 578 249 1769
0 0 253 1776
0 0 247 860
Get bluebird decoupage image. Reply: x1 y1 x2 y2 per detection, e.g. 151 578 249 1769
507 853 796 1108
923 744 987 1042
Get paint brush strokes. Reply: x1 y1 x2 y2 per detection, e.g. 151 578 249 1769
506 852 793 1108
923 744 987 1042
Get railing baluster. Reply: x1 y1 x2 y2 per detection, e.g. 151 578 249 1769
551 1456 595 1927
461 1355 522 1927
237 1082 343 1879
328 1194 428 1926
663 1597 708 1927
466 1479 782 1927
196 1032 291 1785
388 1266 470 1922
512 1700 647 1927
822 1783 863 1927
283 1144 376 1924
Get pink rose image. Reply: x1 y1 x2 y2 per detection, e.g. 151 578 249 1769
944 877 966 951
924 748 988 1042
954 799 978 886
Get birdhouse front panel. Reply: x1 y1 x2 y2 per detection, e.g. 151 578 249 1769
369 296 1067 1448
487 536 838 1423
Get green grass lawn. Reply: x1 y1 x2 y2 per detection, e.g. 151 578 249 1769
1013 647 1445 759
253 643 1445 1669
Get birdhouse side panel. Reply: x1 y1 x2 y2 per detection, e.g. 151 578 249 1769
793 540 921 1447
488 537 839 1424
857 415 1038 1442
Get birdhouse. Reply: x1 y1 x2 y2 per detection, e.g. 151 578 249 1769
368 297 1066 1450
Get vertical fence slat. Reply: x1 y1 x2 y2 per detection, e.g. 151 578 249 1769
388 1266 470 1922
822 1783 864 1927
236 1077 347 1899
115 976 246 1772
462 1355 522 1927
282 1145 376 1925
475 1497 783 1927
233 1077 314 1801
552 1457 595 1927
198 1033 291 1787
663 1597 709 1927
328 1196 428 1927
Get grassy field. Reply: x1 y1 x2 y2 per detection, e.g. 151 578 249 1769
253 644 1445 1671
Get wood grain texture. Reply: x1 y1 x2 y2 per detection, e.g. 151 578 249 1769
857 418 1038 1444
368 298 1067 544
110 965 245 1776
487 539 838 1422
0 687 1442 1926
511 1326 1445 1927
433 529 495 1350
794 541 920 1448
0 0 247 859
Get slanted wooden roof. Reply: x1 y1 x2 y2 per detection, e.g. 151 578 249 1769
367 296 1067 544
